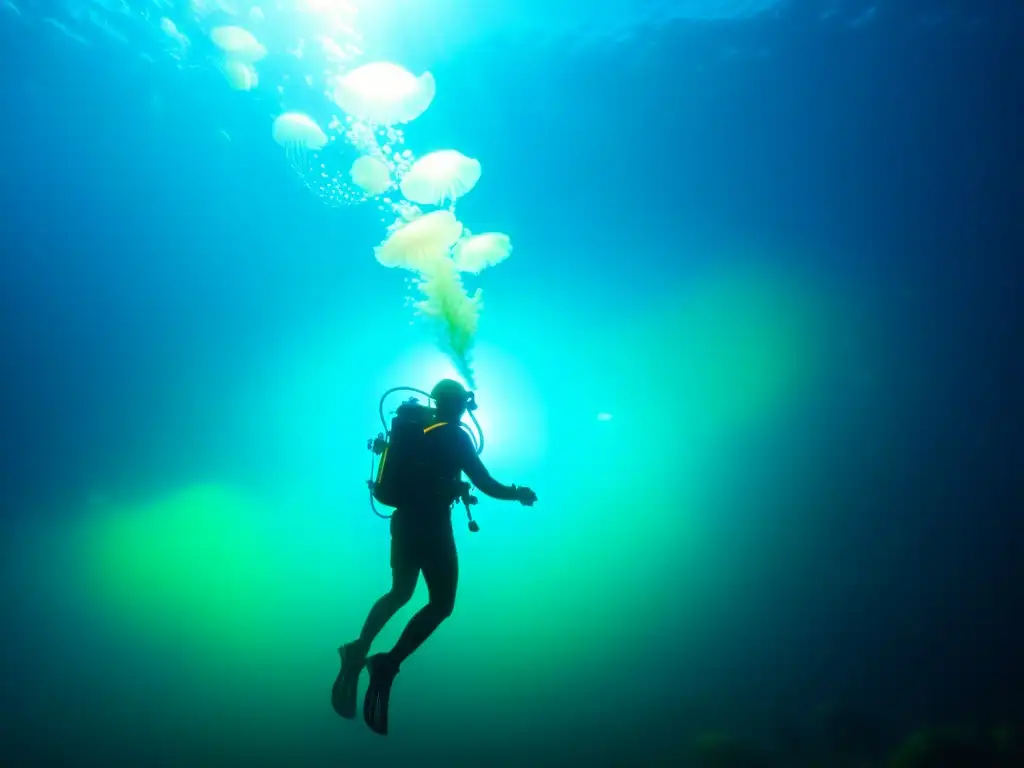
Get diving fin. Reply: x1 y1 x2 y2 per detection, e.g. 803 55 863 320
363 653 399 736
331 642 366 719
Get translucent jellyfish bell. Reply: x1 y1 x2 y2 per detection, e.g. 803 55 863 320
270 113 368 207
210 26 266 63
333 62 435 126
350 155 392 197
400 150 481 207
374 210 463 272
452 232 512 273
222 60 258 91
272 112 328 172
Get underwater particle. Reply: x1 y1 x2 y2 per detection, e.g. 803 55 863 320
374 210 463 271
342 118 380 155
159 17 189 48
274 132 368 209
210 25 266 63
89 8 129 46
332 61 436 126
43 17 90 45
221 59 258 90
271 112 328 170
216 0 241 16
190 0 217 16
452 232 512 273
399 149 482 207
385 202 423 234
597 412 613 421
349 155 392 197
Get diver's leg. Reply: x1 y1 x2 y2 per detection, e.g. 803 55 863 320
363 525 457 734
333 522 418 719
355 533 420 652
386 525 458 667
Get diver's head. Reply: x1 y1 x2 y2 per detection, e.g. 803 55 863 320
431 378 475 420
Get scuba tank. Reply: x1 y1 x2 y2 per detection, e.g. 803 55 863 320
367 386 484 531
371 398 437 508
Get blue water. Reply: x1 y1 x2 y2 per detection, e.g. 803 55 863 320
1 1 1021 766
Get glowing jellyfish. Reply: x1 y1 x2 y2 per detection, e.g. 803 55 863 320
374 210 463 271
333 62 435 126
190 0 217 17
452 233 512 274
272 112 329 171
268 116 367 208
222 60 258 91
159 18 189 48
349 156 392 197
399 149 482 207
210 26 266 63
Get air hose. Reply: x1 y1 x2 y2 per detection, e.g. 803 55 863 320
367 386 484 528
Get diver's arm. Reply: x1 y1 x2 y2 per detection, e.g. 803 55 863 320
462 451 520 500
457 437 520 500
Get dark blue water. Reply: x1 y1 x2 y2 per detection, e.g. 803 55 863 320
1 1 1021 765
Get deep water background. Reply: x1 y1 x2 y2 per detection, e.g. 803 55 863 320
0 1 1021 766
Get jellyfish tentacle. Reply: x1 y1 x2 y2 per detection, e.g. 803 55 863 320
286 141 304 174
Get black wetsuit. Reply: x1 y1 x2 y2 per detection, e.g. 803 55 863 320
334 416 527 733
355 420 519 669
388 422 518 628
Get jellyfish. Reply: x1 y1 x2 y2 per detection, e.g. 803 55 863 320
210 26 266 63
374 210 462 271
190 0 217 17
272 112 329 171
349 155 392 197
272 115 368 207
333 61 435 126
452 233 512 274
222 59 258 90
159 18 189 49
399 149 482 207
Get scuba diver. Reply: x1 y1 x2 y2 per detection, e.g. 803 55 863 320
332 378 537 735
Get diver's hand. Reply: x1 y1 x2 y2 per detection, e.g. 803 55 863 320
514 485 537 507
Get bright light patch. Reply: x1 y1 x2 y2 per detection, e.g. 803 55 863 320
381 342 548 470
597 412 613 421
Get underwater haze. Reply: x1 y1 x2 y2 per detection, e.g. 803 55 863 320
1 0 1022 766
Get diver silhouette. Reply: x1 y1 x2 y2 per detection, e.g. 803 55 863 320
332 378 537 735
